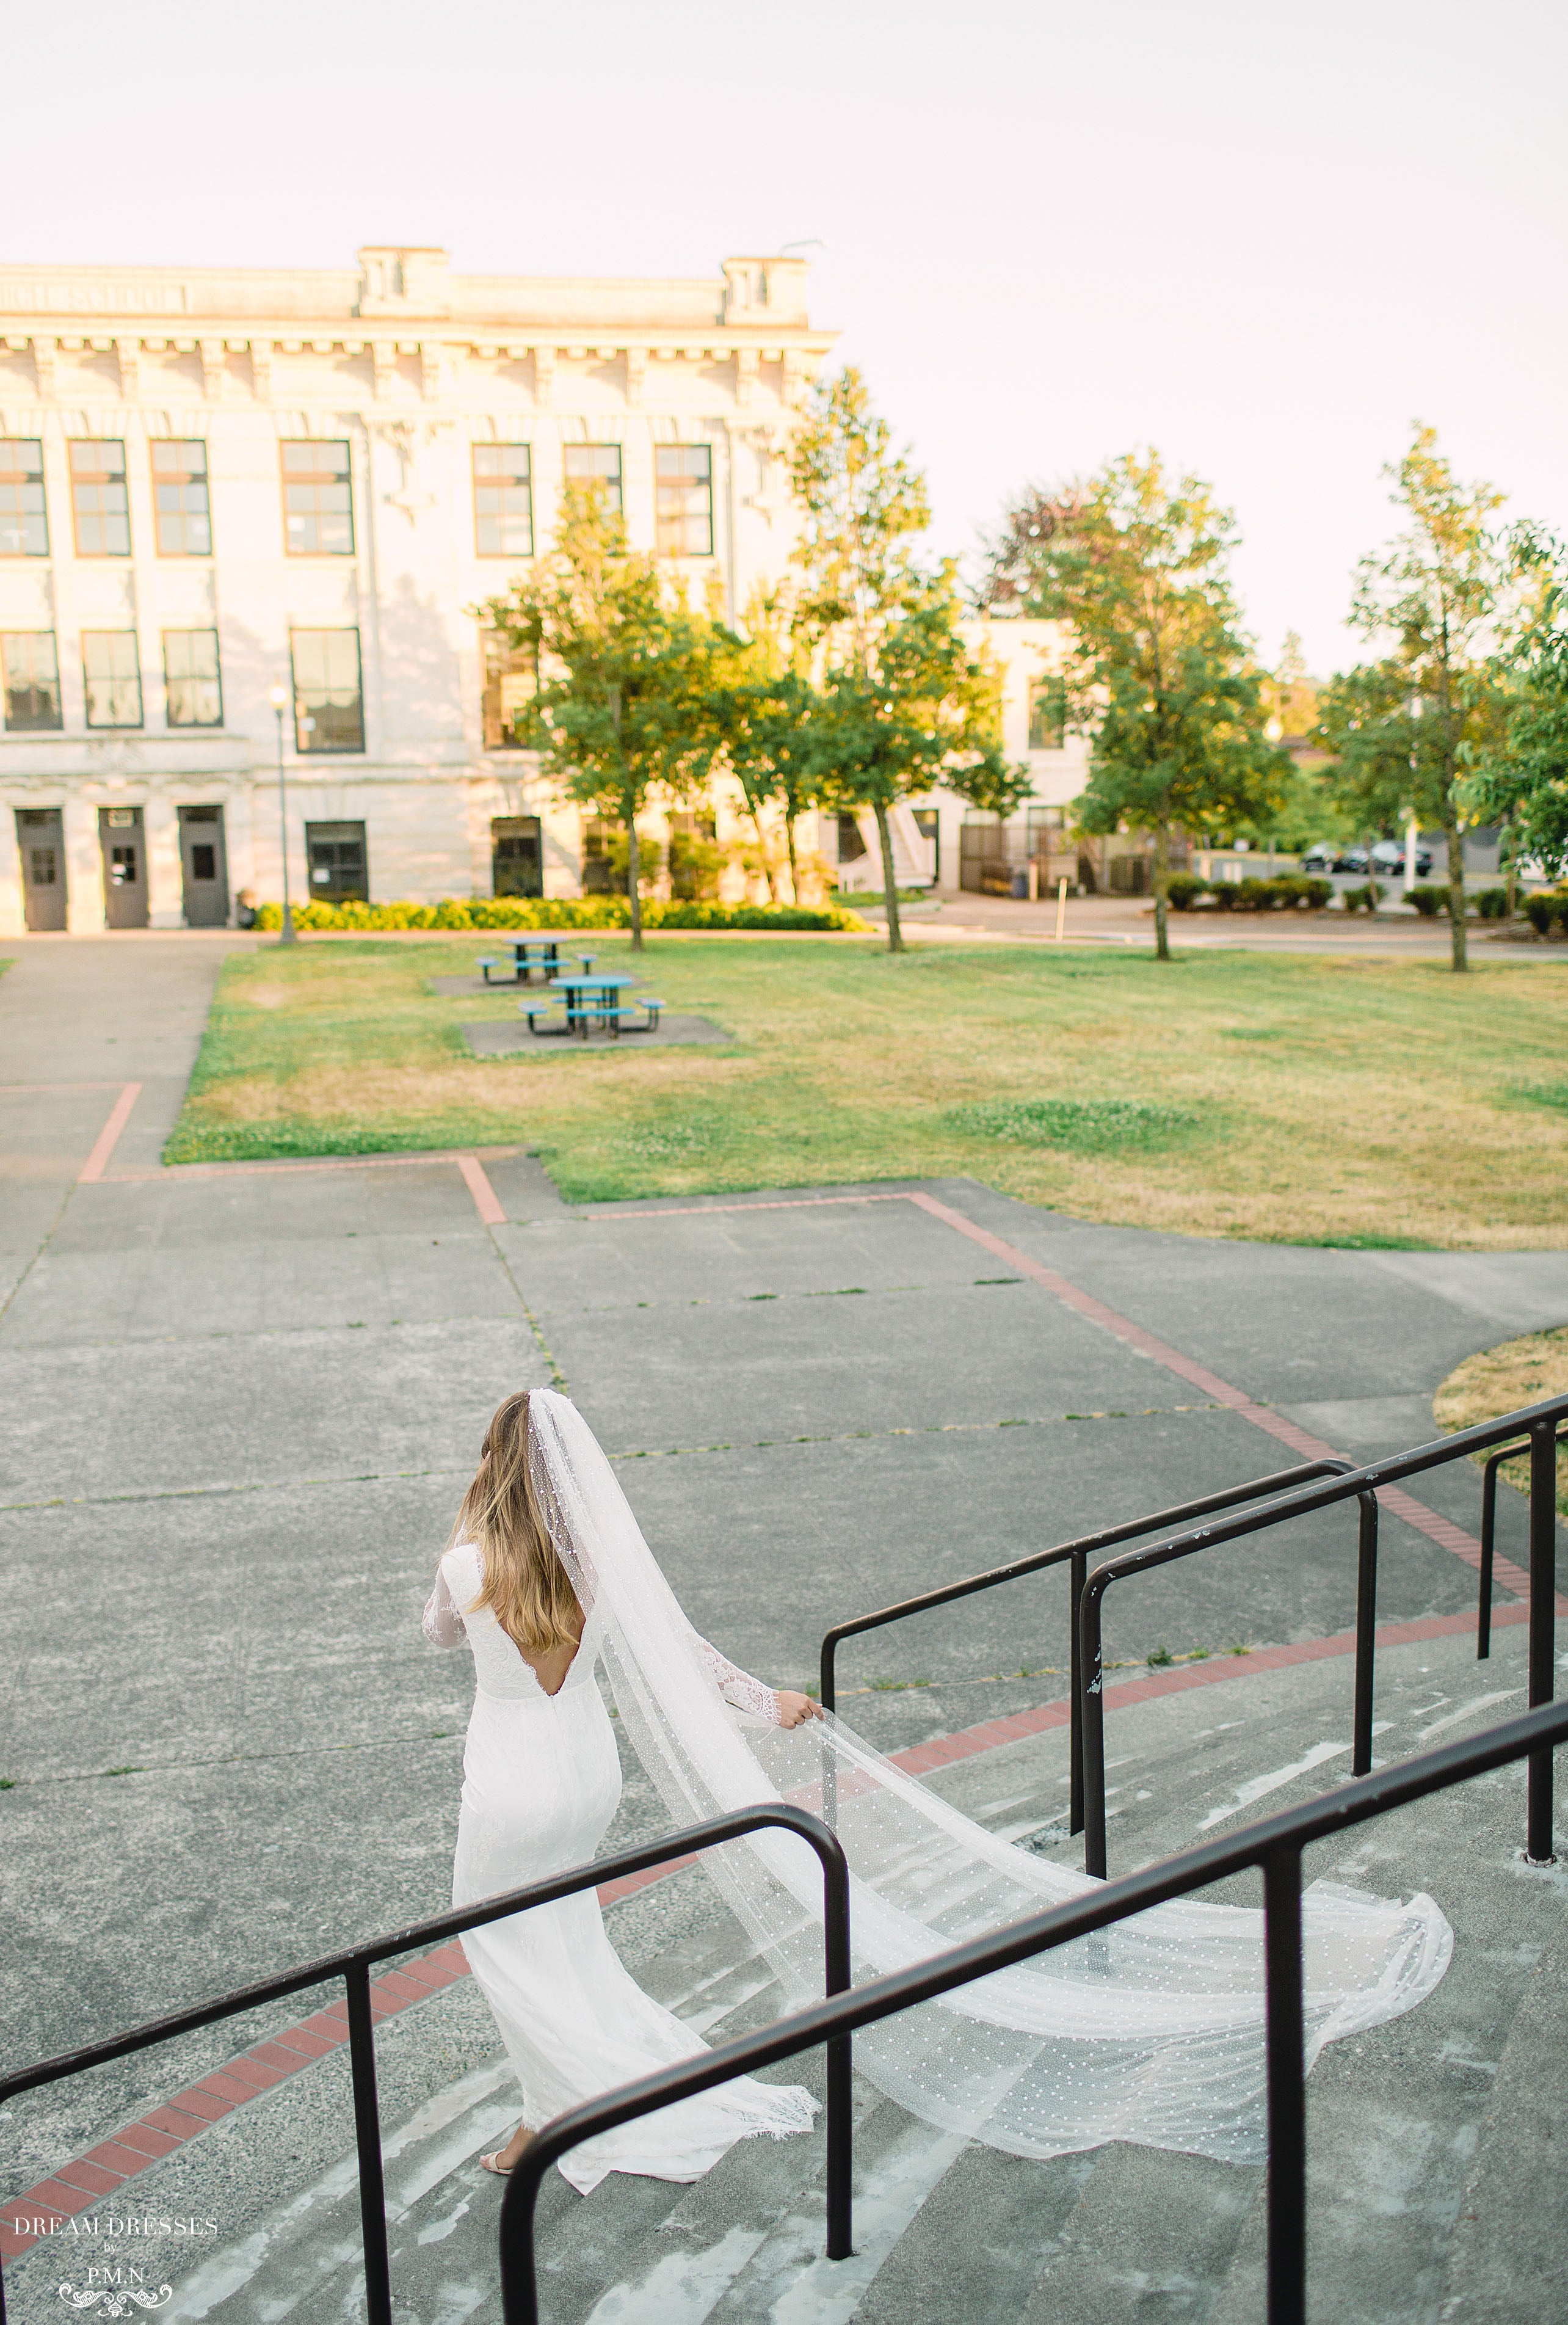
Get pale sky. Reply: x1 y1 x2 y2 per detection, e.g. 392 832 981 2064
7 0 1564 674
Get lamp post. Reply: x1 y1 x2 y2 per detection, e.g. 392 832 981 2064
267 682 296 945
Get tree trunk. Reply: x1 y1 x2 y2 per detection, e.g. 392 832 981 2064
1503 821 1517 920
749 801 777 900
1445 813 1467 972
1152 820 1171 961
785 814 800 904
625 788 644 952
873 796 904 953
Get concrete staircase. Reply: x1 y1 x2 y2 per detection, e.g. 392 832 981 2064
9 1617 1562 2325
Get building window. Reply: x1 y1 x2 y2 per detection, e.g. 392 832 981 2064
151 440 212 556
82 631 143 727
562 443 622 514
305 820 369 902
164 630 223 727
0 440 48 558
837 812 868 863
492 815 543 898
281 440 355 555
2 632 64 730
481 627 538 751
580 817 619 894
289 628 365 752
1028 676 1067 750
473 444 533 557
70 439 131 556
655 445 713 557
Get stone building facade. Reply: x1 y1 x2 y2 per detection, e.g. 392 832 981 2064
0 245 834 931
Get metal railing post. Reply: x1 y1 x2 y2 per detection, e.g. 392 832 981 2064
344 1960 394 2325
1080 1574 1109 1879
1352 1489 1379 1777
1526 1419 1558 1864
1478 1450 1503 1661
1263 1846 1307 2325
821 1822 854 2261
1069 1548 1087 1836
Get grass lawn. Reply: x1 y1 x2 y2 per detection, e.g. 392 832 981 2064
1436 1328 1568 1513
165 934 1568 1248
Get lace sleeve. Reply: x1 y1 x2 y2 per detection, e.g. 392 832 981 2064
423 1565 467 1650
694 1636 780 1725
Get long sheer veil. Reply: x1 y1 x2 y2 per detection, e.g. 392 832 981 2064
528 1388 1451 2164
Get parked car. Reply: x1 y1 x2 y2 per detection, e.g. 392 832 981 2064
1300 844 1339 875
1370 838 1434 878
1337 846 1370 875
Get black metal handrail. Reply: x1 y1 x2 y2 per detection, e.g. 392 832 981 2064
498 1695 1568 2325
1079 1394 1568 1876
1478 1422 1568 1659
819 1458 1354 1828
0 1803 851 2325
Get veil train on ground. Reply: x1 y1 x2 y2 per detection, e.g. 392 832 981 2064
528 1389 1452 2166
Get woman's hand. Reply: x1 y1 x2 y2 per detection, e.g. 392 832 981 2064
774 1690 824 1729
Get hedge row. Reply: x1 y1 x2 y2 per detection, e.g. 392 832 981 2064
251 896 870 934
1166 875 1334 912
1523 890 1568 935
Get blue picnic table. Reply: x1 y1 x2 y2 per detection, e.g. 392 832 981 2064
476 939 564 986
522 972 663 1039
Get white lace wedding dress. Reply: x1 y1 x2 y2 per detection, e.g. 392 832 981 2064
425 1391 1453 2196
423 1540 816 2192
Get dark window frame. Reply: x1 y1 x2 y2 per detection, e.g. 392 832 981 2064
289 627 366 755
82 629 143 729
69 437 131 557
562 442 623 515
481 625 539 752
0 438 48 558
655 443 714 558
492 814 543 898
280 438 355 557
472 443 534 558
162 628 224 729
305 818 369 902
2 630 64 730
151 438 212 558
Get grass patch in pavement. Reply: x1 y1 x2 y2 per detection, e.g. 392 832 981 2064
163 934 1568 1248
1434 1327 1568 1516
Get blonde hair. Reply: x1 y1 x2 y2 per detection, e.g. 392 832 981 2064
448 1391 582 1654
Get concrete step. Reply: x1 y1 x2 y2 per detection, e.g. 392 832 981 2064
1436 1901 1568 2325
12 1618 1557 2325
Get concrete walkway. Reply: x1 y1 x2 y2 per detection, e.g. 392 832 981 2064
1 934 1564 2304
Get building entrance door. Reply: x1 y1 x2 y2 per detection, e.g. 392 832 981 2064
179 804 230 925
15 808 67 930
99 806 148 928
492 815 543 897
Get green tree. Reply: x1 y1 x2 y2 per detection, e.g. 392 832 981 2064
989 450 1285 960
1321 426 1507 972
789 370 1013 947
805 577 1023 947
1463 524 1568 894
700 590 824 902
479 487 719 950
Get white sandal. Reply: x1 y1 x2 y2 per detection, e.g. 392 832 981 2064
480 2130 532 2176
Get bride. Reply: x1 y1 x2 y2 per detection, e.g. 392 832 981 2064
425 1387 1452 2195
